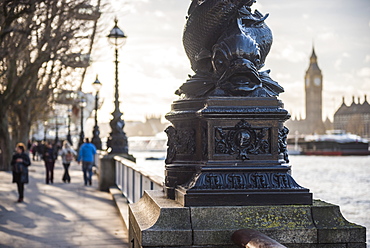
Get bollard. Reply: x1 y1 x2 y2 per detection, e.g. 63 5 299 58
232 229 287 248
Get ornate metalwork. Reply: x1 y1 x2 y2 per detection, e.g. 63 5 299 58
176 0 284 98
106 113 128 154
165 126 196 164
215 120 270 160
165 126 176 164
163 1 313 206
91 89 102 150
107 20 129 154
201 122 208 158
188 171 303 190
278 126 289 163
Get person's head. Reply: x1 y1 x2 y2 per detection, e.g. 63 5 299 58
84 138 90 143
46 142 52 148
63 140 70 149
15 143 26 154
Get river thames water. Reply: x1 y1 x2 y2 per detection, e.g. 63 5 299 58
131 151 370 245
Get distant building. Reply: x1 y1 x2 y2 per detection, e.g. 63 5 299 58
125 116 169 137
334 96 370 139
286 47 327 135
286 48 370 139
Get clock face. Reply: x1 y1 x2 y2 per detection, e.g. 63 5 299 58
314 77 321 86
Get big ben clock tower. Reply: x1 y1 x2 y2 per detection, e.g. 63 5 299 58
304 47 325 134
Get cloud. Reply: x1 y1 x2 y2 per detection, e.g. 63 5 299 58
340 72 356 83
334 59 342 70
162 23 173 31
154 10 165 18
142 46 188 70
305 26 314 33
275 73 291 80
273 44 306 63
365 55 370 63
318 32 335 41
357 67 370 77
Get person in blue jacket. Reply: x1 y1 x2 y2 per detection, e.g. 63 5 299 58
77 138 97 186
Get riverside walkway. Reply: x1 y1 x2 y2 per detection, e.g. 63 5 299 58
0 158 129 247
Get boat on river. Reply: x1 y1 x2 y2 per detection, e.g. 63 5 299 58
299 130 370 156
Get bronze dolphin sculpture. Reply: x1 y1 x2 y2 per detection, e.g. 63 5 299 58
177 0 284 98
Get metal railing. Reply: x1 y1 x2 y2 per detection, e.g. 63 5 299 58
114 155 163 203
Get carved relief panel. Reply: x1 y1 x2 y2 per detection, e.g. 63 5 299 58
214 119 271 161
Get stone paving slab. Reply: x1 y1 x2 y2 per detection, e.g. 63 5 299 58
0 158 129 248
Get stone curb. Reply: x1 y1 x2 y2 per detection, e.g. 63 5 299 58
110 186 130 229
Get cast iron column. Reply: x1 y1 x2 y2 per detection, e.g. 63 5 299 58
66 108 73 145
78 98 86 148
54 115 59 144
92 76 102 150
106 19 128 154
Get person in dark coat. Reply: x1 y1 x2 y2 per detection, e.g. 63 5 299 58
11 143 31 203
43 142 56 184
36 141 45 161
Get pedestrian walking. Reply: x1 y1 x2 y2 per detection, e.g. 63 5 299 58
59 141 76 183
30 141 38 161
43 142 56 184
11 143 31 203
27 140 32 150
77 138 96 186
36 141 45 161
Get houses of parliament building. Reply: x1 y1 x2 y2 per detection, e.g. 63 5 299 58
286 48 370 139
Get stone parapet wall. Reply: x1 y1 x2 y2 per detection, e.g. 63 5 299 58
129 190 366 248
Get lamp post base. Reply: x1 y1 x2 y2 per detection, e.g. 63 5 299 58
107 133 128 154
92 125 102 150
164 96 312 206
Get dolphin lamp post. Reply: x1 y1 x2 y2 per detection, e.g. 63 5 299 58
78 97 87 149
43 121 48 142
106 18 129 154
91 76 102 150
54 115 59 144
65 90 76 146
66 107 73 146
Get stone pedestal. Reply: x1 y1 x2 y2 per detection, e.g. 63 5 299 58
165 97 312 206
129 190 366 248
98 154 116 192
98 153 135 191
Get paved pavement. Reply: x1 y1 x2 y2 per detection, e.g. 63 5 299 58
0 158 129 248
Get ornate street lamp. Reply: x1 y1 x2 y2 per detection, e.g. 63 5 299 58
78 97 87 148
66 108 73 146
91 75 102 150
54 116 59 144
106 18 129 154
43 121 48 142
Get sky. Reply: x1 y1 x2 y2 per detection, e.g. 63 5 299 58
81 0 370 123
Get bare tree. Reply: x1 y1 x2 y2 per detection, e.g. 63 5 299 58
0 0 100 170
